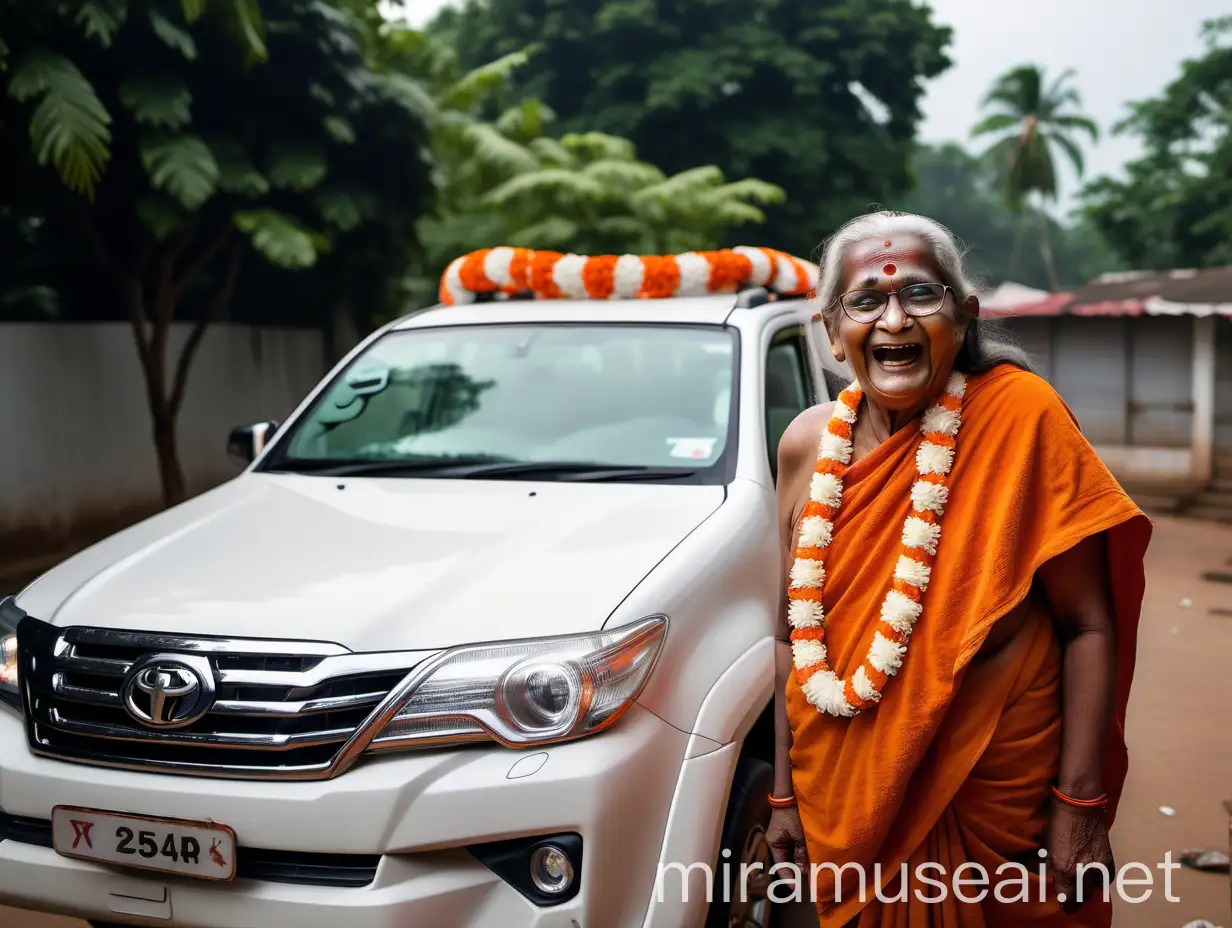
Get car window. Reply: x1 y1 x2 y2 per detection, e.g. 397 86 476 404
765 327 813 479
265 323 739 482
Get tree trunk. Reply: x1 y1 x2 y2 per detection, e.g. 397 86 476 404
1037 205 1061 291
88 221 240 512
152 413 187 507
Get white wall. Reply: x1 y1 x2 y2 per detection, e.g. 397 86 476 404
0 322 325 555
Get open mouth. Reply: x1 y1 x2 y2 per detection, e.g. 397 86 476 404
871 344 923 368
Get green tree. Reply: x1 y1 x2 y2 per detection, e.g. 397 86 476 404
428 0 952 256
1083 17 1232 270
380 23 785 307
894 142 1118 291
0 0 434 505
481 129 785 251
971 65 1099 288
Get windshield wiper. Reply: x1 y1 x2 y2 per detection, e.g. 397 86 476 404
267 458 699 482
267 456 515 477
446 462 700 482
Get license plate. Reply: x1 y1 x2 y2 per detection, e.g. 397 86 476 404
51 806 237 882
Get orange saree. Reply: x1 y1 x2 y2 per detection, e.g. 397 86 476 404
785 364 1152 927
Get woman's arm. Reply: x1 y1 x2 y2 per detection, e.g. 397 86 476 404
767 408 828 870
1035 531 1118 910
1036 532 1116 800
772 441 801 798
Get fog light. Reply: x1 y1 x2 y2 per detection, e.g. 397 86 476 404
529 844 574 895
467 831 583 906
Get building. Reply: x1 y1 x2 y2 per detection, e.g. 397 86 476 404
984 268 1232 517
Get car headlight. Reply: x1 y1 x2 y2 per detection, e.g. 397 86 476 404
368 615 667 750
0 598 22 714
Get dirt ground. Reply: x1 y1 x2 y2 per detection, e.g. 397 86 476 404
2 515 1230 928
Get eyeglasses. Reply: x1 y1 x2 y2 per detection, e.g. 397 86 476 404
837 283 952 324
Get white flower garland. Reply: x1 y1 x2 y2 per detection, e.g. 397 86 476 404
788 372 967 717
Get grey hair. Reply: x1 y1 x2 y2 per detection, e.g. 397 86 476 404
810 209 1035 377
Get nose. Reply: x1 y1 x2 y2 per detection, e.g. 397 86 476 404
877 293 914 333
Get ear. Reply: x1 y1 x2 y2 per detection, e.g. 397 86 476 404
963 293 981 319
829 338 846 363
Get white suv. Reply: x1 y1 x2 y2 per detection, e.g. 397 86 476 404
0 286 844 928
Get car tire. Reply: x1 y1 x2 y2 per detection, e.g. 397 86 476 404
705 755 777 928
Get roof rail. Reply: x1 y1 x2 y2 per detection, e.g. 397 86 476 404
734 287 773 308
472 290 535 303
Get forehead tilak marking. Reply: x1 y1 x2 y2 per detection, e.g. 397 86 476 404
844 243 927 274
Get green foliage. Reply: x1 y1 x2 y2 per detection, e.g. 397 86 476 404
1082 18 1232 270
388 22 788 305
323 114 355 144
221 0 267 63
894 142 1118 291
6 48 113 198
429 0 953 254
120 75 193 129
139 134 220 209
266 146 328 191
234 209 324 267
971 65 1100 287
149 9 198 59
1 0 435 504
314 187 372 231
211 139 269 196
972 65 1099 211
77 0 130 47
2 0 433 288
136 193 189 240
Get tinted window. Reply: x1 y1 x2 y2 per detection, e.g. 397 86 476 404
765 328 813 478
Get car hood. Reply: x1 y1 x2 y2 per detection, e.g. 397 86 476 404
17 474 724 652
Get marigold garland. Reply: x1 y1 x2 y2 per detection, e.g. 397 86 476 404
438 246 818 305
788 372 968 718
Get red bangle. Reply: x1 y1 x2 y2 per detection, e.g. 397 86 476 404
1051 785 1108 809
768 794 798 808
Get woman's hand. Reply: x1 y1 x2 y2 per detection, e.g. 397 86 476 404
767 805 810 874
1046 800 1114 913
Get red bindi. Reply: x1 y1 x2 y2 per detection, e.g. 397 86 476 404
883 263 897 276
884 241 892 247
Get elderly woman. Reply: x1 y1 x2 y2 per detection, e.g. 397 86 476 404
767 210 1152 927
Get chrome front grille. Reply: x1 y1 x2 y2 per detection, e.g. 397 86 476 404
18 619 420 779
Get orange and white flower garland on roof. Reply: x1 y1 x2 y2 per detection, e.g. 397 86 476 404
788 372 967 718
438 246 818 305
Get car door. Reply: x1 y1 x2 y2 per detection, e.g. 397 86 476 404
764 324 816 481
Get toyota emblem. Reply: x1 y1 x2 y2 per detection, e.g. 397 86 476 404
120 654 215 729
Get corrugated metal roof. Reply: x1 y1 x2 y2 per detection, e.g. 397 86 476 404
983 292 1074 318
985 265 1232 318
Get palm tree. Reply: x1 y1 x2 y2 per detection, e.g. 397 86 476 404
971 65 1098 289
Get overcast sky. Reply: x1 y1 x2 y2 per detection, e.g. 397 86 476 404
390 0 1225 214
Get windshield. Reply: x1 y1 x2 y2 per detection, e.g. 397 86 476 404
261 323 739 483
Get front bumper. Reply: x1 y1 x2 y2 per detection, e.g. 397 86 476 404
0 703 690 927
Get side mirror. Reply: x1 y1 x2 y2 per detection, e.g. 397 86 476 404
227 421 280 467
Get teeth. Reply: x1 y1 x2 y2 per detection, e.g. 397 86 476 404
874 345 920 363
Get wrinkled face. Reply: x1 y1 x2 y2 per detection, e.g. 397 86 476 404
828 234 974 413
